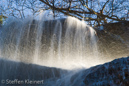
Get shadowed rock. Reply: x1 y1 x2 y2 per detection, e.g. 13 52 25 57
96 21 129 60
84 56 129 86
0 58 68 86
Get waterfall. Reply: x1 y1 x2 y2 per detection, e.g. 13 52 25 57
0 12 99 69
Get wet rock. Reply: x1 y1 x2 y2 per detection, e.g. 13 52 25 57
84 56 129 86
0 58 68 85
95 21 129 59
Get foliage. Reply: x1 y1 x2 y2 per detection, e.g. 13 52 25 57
0 15 7 24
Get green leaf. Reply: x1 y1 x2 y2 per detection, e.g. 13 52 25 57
0 15 7 24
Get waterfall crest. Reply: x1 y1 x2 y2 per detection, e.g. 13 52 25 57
0 14 99 69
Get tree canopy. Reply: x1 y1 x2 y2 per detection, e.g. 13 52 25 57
39 0 129 26
0 0 129 26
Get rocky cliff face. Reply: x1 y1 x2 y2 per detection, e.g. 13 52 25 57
96 21 129 60
0 57 129 86
0 58 68 86
84 56 129 86
0 19 129 86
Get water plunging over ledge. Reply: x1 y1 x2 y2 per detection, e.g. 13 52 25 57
0 13 100 69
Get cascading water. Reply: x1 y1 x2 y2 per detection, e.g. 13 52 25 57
0 11 102 86
0 11 129 86
0 14 99 69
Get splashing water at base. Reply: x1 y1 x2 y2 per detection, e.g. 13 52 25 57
0 12 101 69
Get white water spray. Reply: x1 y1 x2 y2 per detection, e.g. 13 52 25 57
0 12 100 69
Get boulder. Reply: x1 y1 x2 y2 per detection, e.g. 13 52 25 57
0 58 67 85
84 56 129 86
